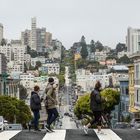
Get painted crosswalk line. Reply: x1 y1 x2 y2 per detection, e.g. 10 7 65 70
94 129 122 140
0 130 21 140
42 130 66 140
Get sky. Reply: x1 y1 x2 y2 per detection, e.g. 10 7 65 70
0 0 140 49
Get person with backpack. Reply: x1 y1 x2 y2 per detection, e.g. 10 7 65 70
44 77 59 132
83 81 105 134
29 85 41 131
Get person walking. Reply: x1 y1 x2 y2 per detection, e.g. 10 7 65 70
83 81 105 134
29 85 41 131
44 77 59 132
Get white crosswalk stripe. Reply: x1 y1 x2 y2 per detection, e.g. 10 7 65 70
0 130 21 140
94 129 122 140
42 130 66 140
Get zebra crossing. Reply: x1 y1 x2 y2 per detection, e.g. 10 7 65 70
0 129 140 140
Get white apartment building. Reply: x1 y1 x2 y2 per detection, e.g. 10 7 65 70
12 45 26 63
118 51 129 58
0 53 7 74
76 69 112 92
20 73 35 89
31 56 46 67
40 63 60 74
127 27 140 111
0 45 12 62
0 23 3 43
94 50 107 61
110 65 129 87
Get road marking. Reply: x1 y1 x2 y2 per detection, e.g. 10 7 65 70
0 130 21 140
94 129 122 140
42 130 66 140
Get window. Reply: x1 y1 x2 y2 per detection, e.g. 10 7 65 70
125 87 129 95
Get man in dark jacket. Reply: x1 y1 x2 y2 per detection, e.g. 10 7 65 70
30 85 41 131
84 81 105 134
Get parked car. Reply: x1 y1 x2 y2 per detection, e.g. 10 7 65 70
0 116 8 130
130 118 140 129
114 122 130 129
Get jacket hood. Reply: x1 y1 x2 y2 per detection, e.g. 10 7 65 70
31 91 37 95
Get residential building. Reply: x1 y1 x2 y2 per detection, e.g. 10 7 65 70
21 29 31 46
76 69 112 92
31 56 46 67
118 79 130 121
36 27 46 52
127 27 140 55
11 40 22 45
39 63 60 74
0 45 12 62
94 50 107 61
118 51 129 59
31 17 37 50
0 23 3 43
46 32 52 47
128 64 140 117
127 27 140 113
109 65 129 87
99 59 116 66
20 73 35 89
0 53 7 74
12 44 26 63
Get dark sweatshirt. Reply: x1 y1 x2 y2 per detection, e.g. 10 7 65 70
90 89 103 112
30 91 41 111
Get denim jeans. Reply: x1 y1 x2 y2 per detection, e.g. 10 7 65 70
32 110 40 129
47 108 58 127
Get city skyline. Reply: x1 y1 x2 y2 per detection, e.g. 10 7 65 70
1 0 140 48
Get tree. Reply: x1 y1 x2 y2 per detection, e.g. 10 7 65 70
117 54 131 64
74 88 120 119
80 45 88 59
90 40 96 52
30 50 38 58
95 41 104 51
1 38 7 46
80 35 86 45
57 74 65 88
35 61 42 70
116 43 126 53
101 88 120 113
0 96 31 126
27 46 31 54
19 85 28 100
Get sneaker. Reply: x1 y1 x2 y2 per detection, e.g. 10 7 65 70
28 123 32 131
45 125 53 133
83 125 88 134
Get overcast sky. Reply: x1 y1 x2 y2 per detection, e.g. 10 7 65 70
0 0 140 49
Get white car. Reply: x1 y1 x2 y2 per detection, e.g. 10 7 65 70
0 116 8 130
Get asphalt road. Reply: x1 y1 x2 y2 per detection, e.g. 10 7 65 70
4 129 140 140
